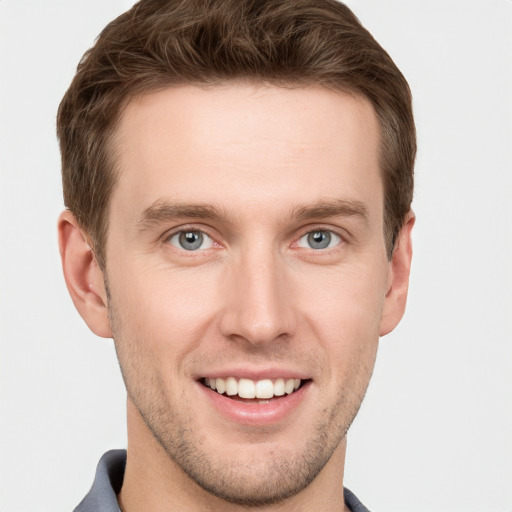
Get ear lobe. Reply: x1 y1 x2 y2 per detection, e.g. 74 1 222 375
379 212 415 337
58 210 112 338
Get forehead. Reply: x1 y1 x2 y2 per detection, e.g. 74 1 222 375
111 84 382 221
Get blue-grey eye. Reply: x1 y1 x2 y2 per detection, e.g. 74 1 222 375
298 230 341 250
168 230 213 251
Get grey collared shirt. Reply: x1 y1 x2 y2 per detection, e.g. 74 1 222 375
74 450 371 512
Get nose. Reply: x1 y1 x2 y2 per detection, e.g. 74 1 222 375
219 245 297 346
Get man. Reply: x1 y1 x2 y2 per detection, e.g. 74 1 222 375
57 0 415 510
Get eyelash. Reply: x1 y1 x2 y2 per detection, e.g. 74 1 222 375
163 226 345 254
165 228 217 252
296 229 343 251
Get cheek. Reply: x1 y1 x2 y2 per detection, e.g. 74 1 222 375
109 265 222 359
295 264 386 354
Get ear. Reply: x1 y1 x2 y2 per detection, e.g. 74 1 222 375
58 210 112 338
379 212 415 336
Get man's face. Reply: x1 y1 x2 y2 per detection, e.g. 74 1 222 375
104 84 393 505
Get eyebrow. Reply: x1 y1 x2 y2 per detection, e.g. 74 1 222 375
293 198 369 223
137 201 232 230
137 197 369 230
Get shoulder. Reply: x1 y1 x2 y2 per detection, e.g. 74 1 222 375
73 450 126 512
344 487 372 512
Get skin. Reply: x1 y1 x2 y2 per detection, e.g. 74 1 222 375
59 84 414 512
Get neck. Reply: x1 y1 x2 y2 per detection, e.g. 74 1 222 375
118 399 351 512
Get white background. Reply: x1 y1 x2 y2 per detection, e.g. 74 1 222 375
0 1 511 511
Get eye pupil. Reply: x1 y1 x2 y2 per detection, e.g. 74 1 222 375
307 230 331 249
179 231 203 250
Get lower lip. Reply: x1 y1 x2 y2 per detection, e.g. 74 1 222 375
198 381 311 426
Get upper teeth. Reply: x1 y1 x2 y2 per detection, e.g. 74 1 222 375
205 377 301 399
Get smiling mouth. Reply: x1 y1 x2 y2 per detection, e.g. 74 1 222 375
201 377 307 401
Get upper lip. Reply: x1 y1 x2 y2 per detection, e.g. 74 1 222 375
195 366 311 381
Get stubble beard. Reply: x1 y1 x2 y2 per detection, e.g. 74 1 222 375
107 292 373 507
125 376 360 508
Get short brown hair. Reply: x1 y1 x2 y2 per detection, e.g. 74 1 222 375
57 0 415 268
